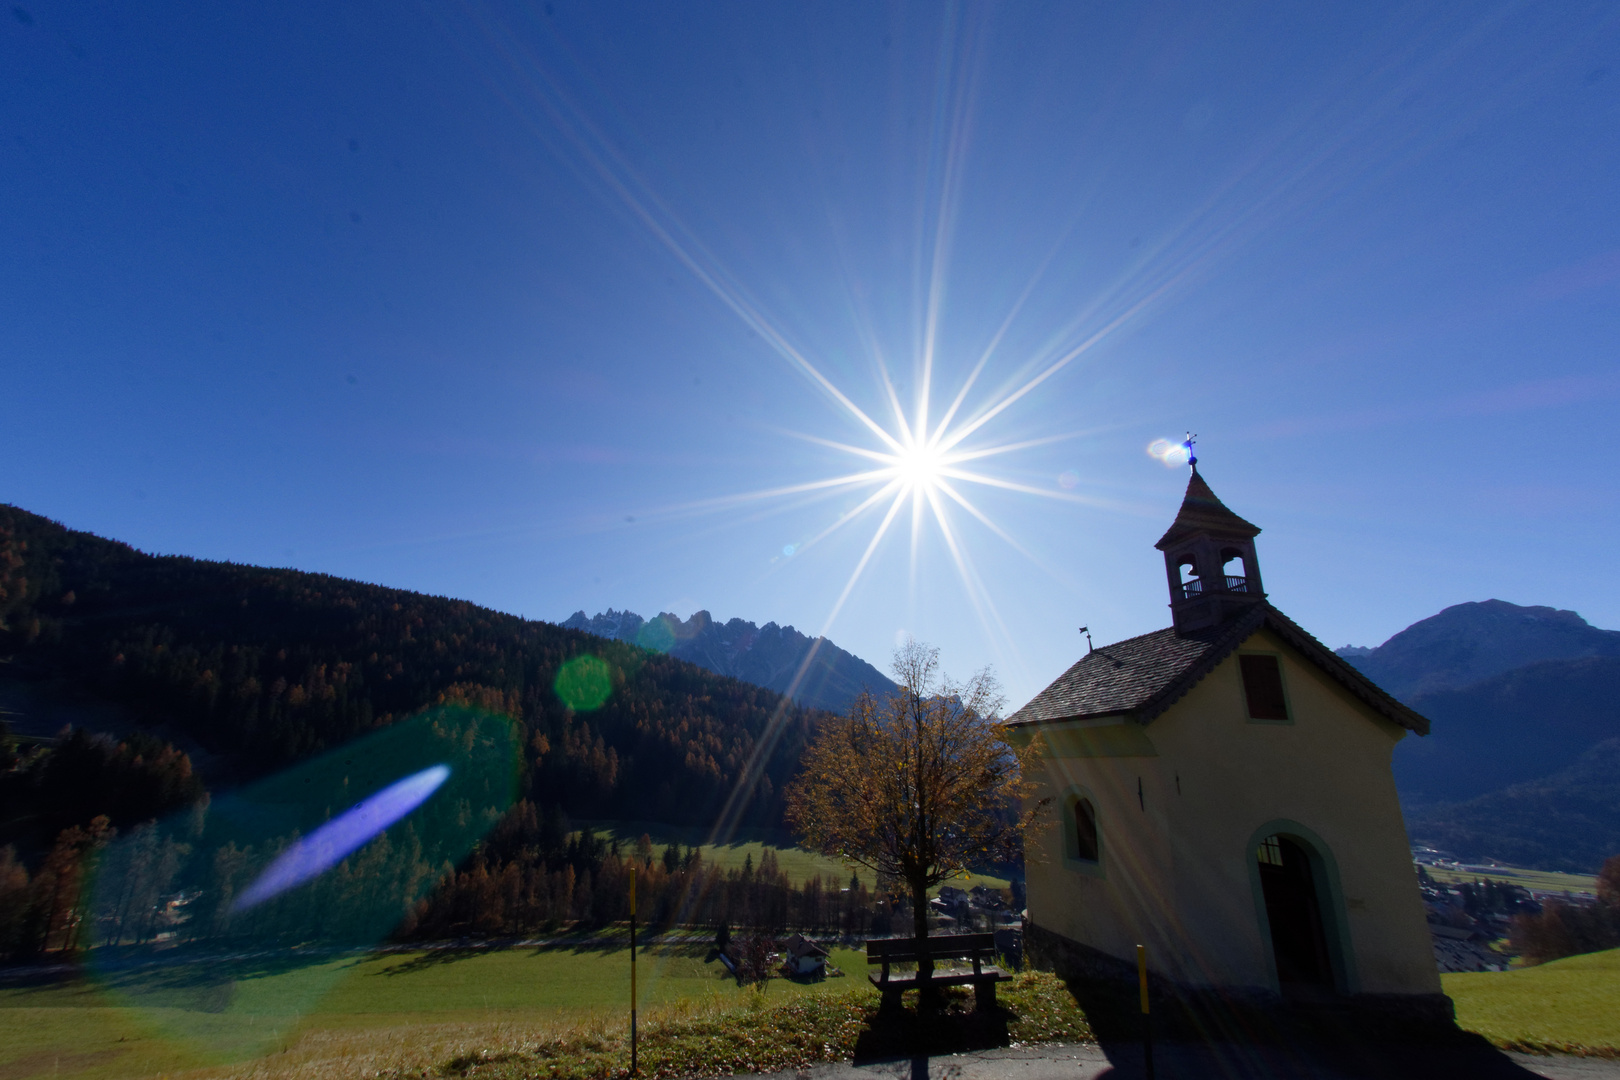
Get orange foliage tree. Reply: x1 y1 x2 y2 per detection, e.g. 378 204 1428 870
785 640 1047 986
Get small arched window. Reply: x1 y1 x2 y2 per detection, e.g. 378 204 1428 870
1074 798 1099 862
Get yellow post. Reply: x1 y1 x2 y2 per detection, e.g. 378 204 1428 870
1136 944 1154 1079
630 866 638 1076
1136 944 1150 1014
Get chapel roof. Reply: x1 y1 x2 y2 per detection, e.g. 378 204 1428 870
1154 468 1262 550
1005 603 1428 735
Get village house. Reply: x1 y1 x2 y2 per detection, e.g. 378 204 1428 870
779 933 830 978
1008 460 1447 1021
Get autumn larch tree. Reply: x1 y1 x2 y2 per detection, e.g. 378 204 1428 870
785 640 1047 987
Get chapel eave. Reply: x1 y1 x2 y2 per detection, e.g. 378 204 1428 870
1006 603 1428 736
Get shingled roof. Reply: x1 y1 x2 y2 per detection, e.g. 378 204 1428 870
1155 468 1262 550
1006 603 1428 735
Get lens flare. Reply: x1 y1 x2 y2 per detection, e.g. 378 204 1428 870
1147 438 1191 467
554 653 614 709
234 764 451 910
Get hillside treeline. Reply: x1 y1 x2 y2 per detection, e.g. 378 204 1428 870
406 828 887 939
0 505 828 866
0 797 898 960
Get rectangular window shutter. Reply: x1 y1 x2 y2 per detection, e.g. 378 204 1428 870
1240 654 1289 720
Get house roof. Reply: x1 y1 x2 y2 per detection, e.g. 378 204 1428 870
783 932 829 958
1005 603 1428 735
1155 468 1262 550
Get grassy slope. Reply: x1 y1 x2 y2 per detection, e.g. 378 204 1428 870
0 931 1078 1080
0 942 876 1080
1445 946 1620 1054
22 937 1619 1078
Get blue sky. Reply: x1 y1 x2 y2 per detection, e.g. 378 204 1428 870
5 2 1618 707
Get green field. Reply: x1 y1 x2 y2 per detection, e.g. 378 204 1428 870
584 820 1011 893
1445 946 1620 1054
13 939 1619 1078
0 938 876 1080
1423 863 1598 895
0 824 1012 1080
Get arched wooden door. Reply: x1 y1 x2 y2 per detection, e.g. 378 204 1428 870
1257 834 1334 990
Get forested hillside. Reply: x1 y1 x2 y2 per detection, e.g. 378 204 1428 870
0 504 828 861
1396 656 1620 807
1408 740 1620 873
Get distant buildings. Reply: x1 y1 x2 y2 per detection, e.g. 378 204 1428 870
779 933 830 977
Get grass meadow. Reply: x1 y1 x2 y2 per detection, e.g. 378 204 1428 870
0 939 877 1080
9 936 1616 1078
1443 946 1620 1055
0 940 1089 1080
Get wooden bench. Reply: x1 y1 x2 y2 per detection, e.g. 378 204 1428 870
866 933 1012 1010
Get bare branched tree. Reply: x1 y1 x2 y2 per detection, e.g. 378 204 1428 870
785 639 1048 987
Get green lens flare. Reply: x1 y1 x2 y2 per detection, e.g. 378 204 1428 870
81 704 521 1065
554 654 613 710
634 615 676 653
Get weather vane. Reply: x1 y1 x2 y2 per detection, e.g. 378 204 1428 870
1183 432 1198 471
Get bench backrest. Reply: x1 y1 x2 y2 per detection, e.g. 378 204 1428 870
866 933 996 964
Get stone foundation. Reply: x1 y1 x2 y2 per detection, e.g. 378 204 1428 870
1025 921 1456 1039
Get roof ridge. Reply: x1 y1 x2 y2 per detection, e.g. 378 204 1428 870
1007 603 1428 735
1134 606 1269 721
1254 605 1428 735
1089 624 1181 652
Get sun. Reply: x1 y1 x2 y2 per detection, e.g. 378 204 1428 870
889 439 949 491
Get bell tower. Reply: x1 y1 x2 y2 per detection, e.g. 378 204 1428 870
1154 443 1265 635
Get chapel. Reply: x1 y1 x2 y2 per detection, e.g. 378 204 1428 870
1009 457 1446 1019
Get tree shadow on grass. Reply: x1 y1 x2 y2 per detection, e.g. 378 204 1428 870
86 943 361 990
850 986 1012 1064
373 946 494 976
0 946 370 1015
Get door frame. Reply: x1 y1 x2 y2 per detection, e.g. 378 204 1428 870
1245 819 1357 996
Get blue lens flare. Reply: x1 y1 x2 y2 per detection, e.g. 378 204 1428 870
1147 438 1190 467
234 764 451 910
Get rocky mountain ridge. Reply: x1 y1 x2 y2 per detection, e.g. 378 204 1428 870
562 608 895 713
1337 599 1620 700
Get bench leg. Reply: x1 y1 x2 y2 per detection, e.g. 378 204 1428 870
880 985 903 1013
974 980 997 1010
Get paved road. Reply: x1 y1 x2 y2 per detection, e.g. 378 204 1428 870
753 1041 1620 1080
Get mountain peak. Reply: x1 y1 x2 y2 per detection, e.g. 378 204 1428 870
1336 599 1620 701
561 607 894 712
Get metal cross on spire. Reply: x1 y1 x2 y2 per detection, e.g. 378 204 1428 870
1183 432 1198 471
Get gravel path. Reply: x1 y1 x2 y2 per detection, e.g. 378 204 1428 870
750 1041 1620 1080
